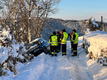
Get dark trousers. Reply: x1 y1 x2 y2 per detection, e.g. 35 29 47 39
57 43 60 52
51 46 58 55
49 45 52 55
71 42 73 52
73 43 78 56
62 44 66 54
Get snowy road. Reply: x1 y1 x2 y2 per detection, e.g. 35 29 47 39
13 41 93 80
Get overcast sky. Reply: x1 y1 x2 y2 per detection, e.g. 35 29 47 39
50 0 107 22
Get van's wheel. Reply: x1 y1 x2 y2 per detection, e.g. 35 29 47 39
42 46 48 54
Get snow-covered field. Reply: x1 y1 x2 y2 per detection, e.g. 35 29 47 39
1 30 107 80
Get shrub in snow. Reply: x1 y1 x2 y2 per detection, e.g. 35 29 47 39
0 68 13 79
0 64 7 76
0 26 28 75
85 18 100 31
91 18 98 27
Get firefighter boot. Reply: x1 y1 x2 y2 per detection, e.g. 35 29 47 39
55 54 57 56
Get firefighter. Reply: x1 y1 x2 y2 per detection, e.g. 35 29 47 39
61 29 68 56
57 31 61 53
72 29 79 56
60 30 63 40
50 31 58 56
60 30 63 51
69 32 74 52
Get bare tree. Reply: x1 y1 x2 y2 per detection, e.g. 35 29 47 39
0 0 60 43
32 0 59 39
19 0 60 41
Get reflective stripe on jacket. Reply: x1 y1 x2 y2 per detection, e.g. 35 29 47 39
61 32 68 44
51 35 58 46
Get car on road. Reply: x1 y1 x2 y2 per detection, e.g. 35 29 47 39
27 38 50 57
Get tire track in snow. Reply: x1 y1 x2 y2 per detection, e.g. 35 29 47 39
38 41 93 80
66 41 93 80
66 52 82 80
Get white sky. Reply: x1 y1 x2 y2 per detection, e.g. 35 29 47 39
51 12 107 22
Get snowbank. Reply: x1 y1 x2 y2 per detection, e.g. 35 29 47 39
0 25 27 78
79 35 107 80
79 48 107 80
83 30 107 58
0 46 8 64
0 28 27 64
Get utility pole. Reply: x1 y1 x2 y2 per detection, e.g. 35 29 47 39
101 16 104 31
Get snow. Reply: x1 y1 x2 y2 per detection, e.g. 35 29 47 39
13 0 15 2
13 31 107 80
20 28 23 31
78 35 107 80
0 27 27 64
0 46 8 64
11 43 20 57
91 18 98 27
13 40 93 80
0 42 26 64
18 55 24 59
0 42 23 64
14 31 16 34
0 68 14 80
86 18 98 28
13 53 93 80
2 29 12 40
80 51 107 80
1 29 107 80
81 30 107 79
83 30 107 57
0 26 27 77
20 42 27 52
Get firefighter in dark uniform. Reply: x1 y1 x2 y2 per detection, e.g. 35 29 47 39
57 31 61 53
72 29 79 56
60 30 63 51
49 31 58 56
61 29 68 56
69 32 74 52
60 30 63 40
